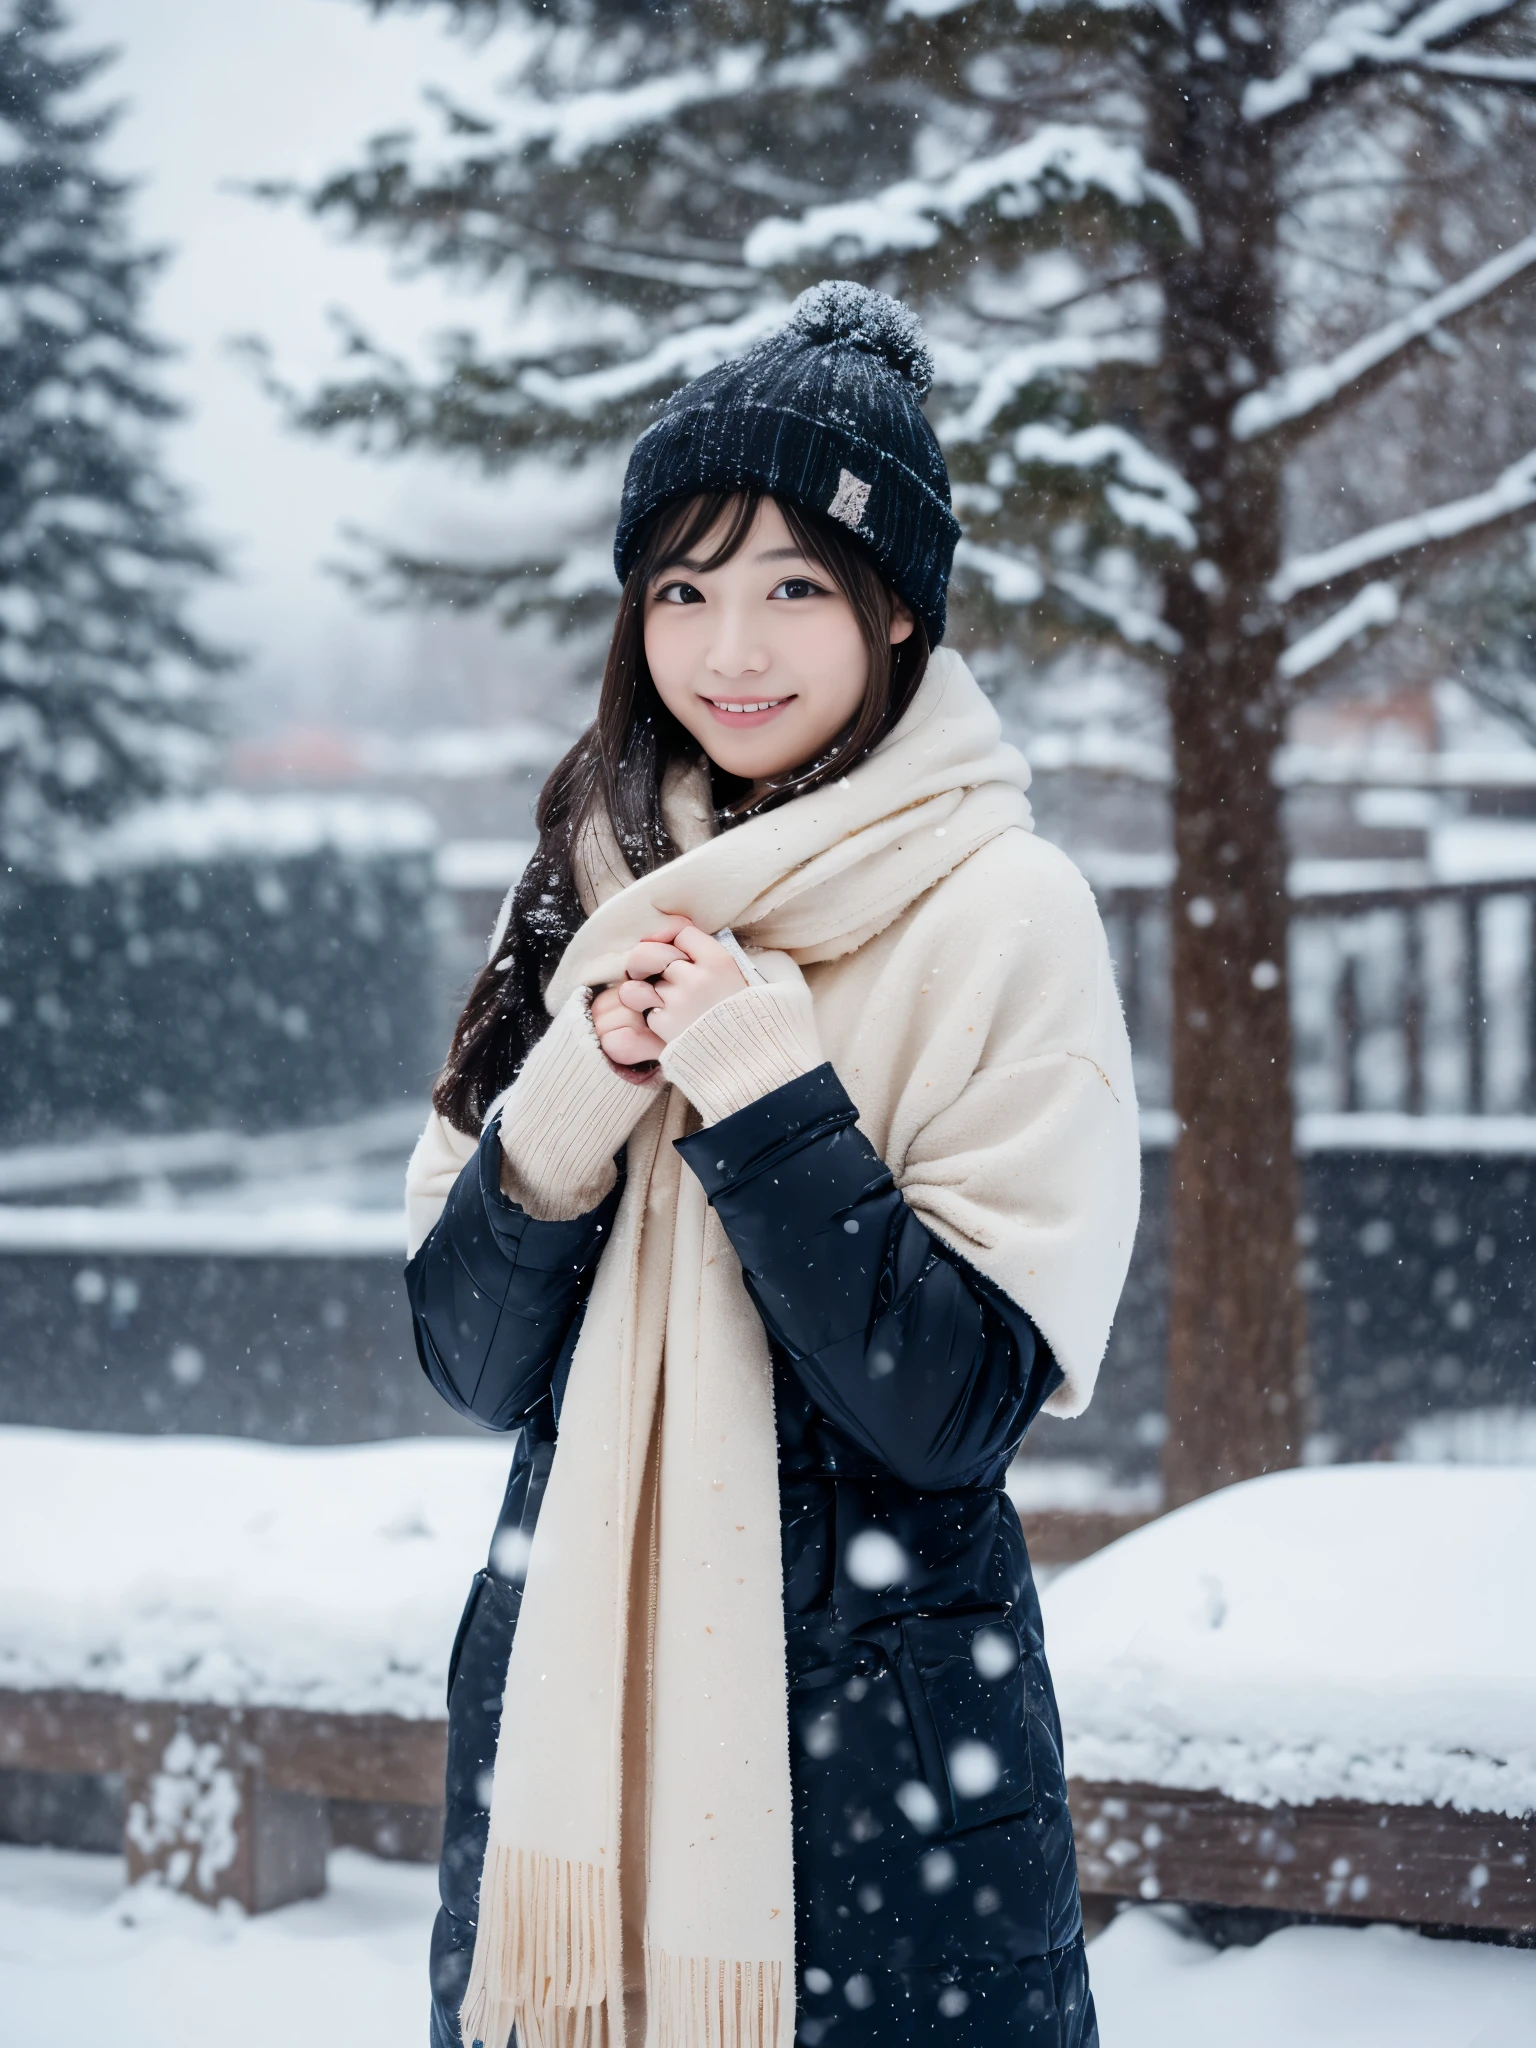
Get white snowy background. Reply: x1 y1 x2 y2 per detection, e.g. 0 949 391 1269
67 0 544 737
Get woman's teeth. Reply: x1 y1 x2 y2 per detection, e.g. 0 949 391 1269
711 699 786 715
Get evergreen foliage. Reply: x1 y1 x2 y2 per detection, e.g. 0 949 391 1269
291 0 1536 681
0 0 223 866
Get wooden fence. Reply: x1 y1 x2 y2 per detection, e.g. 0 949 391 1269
1097 873 1536 1118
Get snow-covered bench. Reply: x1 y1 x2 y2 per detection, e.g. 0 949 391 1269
1041 1465 1536 1934
0 1430 510 1909
5 1435 1532 1934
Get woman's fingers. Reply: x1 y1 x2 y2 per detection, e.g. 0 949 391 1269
623 938 686 982
591 983 665 1070
605 924 745 1054
589 986 629 1034
599 1022 665 1071
657 921 724 966
616 976 659 1016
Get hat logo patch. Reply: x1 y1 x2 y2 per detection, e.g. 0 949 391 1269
827 468 872 529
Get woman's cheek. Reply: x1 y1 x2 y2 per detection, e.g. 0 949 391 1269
780 619 868 732
644 614 708 733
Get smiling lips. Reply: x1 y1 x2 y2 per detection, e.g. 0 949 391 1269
702 695 793 728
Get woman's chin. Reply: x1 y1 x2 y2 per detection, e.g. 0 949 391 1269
695 722 831 783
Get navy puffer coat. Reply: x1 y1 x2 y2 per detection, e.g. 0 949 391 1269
407 1064 1097 2048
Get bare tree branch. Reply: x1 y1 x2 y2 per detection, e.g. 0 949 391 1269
1270 448 1536 602
1413 46 1536 77
1277 580 1402 680
1232 229 1536 442
1244 0 1528 125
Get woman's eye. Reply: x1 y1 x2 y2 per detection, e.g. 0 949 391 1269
655 580 705 605
770 577 825 601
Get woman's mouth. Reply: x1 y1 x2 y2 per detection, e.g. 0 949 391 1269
701 696 793 729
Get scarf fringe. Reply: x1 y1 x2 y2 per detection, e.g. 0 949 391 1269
460 1846 610 2048
644 1946 787 2048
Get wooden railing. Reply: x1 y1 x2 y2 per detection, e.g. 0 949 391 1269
1095 873 1536 1119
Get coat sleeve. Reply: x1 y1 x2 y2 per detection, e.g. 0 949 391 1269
406 1117 621 1431
674 1067 1062 1490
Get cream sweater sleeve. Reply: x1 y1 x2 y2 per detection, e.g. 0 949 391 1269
405 1111 478 1259
659 979 825 1126
494 986 659 1220
403 988 656 1252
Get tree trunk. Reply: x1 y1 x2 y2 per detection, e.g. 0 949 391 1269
1151 13 1309 1507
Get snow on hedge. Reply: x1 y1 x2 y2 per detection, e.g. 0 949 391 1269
0 1430 512 1718
59 792 437 880
1042 1465 1536 1817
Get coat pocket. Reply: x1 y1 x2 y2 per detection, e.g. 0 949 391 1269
445 1569 490 1706
886 1610 1036 1835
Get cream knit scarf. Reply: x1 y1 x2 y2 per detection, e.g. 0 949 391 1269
459 650 1033 2048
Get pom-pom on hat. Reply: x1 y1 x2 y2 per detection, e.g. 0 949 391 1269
614 281 961 644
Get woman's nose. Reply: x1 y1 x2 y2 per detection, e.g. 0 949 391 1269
706 607 770 678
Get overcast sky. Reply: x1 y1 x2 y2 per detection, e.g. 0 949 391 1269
75 0 536 736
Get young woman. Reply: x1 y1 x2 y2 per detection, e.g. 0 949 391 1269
405 282 1140 2048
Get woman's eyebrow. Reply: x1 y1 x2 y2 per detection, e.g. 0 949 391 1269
653 545 811 576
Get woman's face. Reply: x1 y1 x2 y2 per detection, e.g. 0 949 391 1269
643 498 914 787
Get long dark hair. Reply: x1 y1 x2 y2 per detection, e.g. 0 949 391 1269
433 489 930 1134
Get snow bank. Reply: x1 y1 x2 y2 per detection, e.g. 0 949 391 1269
0 1430 513 1718
3 1848 1534 2048
0 1845 436 2048
1089 1902 1536 2048
1041 1465 1536 1816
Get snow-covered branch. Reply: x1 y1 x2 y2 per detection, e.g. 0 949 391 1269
1413 46 1536 78
1244 0 1526 123
951 540 1182 652
1054 569 1183 651
517 303 788 418
939 330 1160 442
1277 581 1400 680
1009 422 1199 549
1270 449 1536 601
1232 231 1536 440
952 539 1046 605
742 126 1200 270
413 33 860 180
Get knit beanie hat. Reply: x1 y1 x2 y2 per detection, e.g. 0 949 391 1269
614 281 961 645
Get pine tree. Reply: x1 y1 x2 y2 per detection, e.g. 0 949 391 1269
296 0 1536 1503
0 0 223 866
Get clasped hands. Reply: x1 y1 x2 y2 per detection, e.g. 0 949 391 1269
590 916 746 1080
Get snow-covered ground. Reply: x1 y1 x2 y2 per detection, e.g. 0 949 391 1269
1042 1465 1536 1816
2 1845 1532 2048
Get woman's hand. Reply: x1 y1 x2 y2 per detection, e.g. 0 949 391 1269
590 984 666 1080
615 918 746 1046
